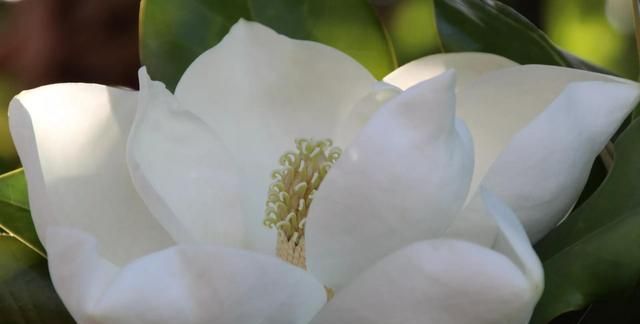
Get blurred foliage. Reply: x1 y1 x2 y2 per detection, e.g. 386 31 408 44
374 0 441 65
543 0 638 80
433 0 613 73
0 76 18 174
140 0 396 90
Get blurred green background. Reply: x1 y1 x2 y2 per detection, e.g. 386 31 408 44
0 0 637 174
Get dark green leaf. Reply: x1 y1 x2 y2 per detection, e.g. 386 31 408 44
0 169 74 323
531 119 640 324
550 287 640 324
433 0 612 74
140 0 396 90
0 238 74 323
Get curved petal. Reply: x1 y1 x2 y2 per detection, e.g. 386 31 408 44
174 20 377 253
334 82 401 147
306 71 474 290
383 52 518 90
127 68 244 247
47 227 326 324
8 84 173 265
447 188 543 289
457 65 633 198
310 239 539 324
481 80 640 241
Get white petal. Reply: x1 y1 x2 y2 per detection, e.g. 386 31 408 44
127 68 244 247
383 52 518 90
9 84 173 265
306 71 474 290
174 20 377 253
47 227 326 324
457 65 632 198
335 82 401 147
448 188 543 289
481 80 640 241
311 239 539 324
445 189 499 247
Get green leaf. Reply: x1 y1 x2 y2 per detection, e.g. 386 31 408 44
0 238 74 323
140 0 396 90
432 0 612 74
373 0 441 66
0 169 74 322
531 119 640 324
0 169 44 257
550 287 640 324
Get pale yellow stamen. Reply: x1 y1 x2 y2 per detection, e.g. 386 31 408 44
264 139 341 271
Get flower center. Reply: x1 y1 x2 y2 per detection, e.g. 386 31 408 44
264 138 341 270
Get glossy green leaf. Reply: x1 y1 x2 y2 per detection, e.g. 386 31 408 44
0 169 74 322
140 0 396 90
433 0 612 74
0 169 43 257
531 119 640 324
549 287 640 324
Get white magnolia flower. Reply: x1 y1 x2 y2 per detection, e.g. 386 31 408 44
8 20 640 324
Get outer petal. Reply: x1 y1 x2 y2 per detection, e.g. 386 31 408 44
306 71 474 290
9 84 173 265
383 52 518 90
311 190 542 324
481 80 640 241
174 20 377 253
310 241 536 324
457 65 633 198
448 188 543 288
46 228 326 324
127 68 244 247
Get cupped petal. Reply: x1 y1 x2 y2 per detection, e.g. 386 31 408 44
312 189 543 324
9 84 173 265
481 80 640 241
306 71 474 290
383 52 518 90
127 68 244 247
46 227 326 324
334 81 401 147
448 188 543 289
174 20 377 253
457 64 632 198
310 240 538 324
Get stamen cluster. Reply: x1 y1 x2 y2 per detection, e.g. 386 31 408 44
264 138 341 268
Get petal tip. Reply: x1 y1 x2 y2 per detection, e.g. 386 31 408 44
137 66 150 82
227 18 275 40
408 69 457 93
